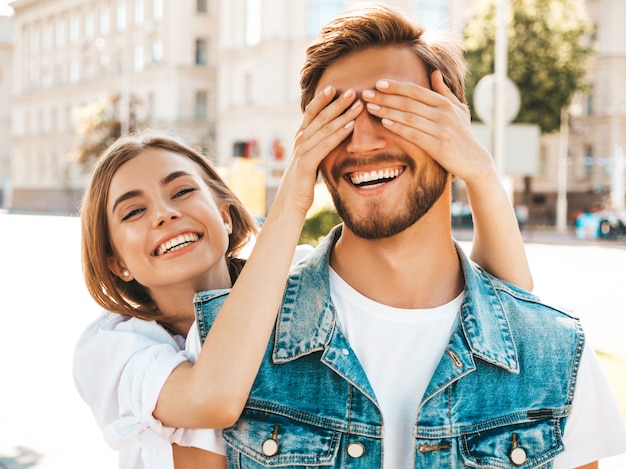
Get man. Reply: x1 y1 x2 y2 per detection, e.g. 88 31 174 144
195 4 626 467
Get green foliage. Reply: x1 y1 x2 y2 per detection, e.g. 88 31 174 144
67 93 145 164
299 207 341 247
464 0 593 133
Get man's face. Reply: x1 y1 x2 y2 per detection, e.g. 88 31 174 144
316 46 448 239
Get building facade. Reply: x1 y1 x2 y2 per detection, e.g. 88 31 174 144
3 0 625 221
9 0 219 212
0 15 12 209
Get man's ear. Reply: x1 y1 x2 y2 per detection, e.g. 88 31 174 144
107 256 134 282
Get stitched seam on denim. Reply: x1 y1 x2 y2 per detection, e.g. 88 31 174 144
244 401 382 437
223 429 341 465
566 320 585 407
459 420 563 469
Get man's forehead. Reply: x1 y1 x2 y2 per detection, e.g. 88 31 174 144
315 46 429 93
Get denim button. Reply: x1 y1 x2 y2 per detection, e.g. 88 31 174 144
342 348 350 356
509 446 527 465
262 438 279 456
347 442 365 458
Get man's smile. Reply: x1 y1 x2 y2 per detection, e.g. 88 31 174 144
348 166 405 188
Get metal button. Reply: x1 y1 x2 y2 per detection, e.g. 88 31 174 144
262 438 279 456
509 446 527 466
347 442 365 458
342 348 350 356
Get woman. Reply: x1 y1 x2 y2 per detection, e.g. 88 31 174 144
74 82 532 468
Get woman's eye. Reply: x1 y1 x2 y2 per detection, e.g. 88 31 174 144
174 187 196 198
121 208 144 221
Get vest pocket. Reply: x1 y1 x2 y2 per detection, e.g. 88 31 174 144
223 413 341 467
459 418 563 468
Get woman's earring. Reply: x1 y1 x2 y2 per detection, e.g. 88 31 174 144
225 223 231 234
123 270 130 278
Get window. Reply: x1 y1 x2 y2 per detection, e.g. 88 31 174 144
85 12 95 40
245 0 261 46
153 0 163 20
134 45 144 72
195 91 208 120
117 1 127 31
584 145 594 178
415 0 449 29
195 38 207 65
197 0 208 13
307 0 344 38
69 14 79 44
69 60 79 84
28 27 39 54
152 40 163 65
55 19 65 48
135 0 144 25
42 24 52 52
100 6 110 35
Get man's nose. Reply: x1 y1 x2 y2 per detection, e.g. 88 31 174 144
345 105 387 155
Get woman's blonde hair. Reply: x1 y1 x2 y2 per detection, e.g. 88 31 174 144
299 2 467 112
80 131 259 320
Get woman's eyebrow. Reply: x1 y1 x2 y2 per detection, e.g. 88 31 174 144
111 171 193 214
162 170 192 185
111 189 142 214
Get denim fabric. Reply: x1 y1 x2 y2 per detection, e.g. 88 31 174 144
195 225 584 468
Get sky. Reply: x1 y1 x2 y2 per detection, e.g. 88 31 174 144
0 0 13 16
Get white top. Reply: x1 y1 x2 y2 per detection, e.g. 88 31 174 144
73 312 225 469
73 245 313 469
329 268 626 469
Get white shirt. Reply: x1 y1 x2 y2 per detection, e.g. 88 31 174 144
73 245 314 469
329 268 626 469
73 312 225 469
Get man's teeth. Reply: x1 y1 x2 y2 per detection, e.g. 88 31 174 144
156 233 200 256
350 168 401 186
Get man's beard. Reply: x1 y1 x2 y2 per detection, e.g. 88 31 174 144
323 155 448 240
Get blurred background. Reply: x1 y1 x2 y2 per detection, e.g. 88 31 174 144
0 0 624 235
0 0 624 467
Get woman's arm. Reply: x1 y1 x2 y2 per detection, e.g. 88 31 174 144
465 172 533 291
155 86 364 429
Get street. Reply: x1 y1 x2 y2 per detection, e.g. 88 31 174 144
0 213 624 468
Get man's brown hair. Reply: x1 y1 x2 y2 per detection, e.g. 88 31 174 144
299 2 467 112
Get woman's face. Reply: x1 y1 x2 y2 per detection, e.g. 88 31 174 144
105 148 233 295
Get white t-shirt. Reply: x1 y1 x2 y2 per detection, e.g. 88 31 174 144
73 245 315 469
329 268 626 469
73 312 225 469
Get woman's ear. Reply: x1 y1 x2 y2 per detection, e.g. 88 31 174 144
221 205 233 235
107 256 134 282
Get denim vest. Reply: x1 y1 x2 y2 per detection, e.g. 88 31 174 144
195 226 584 468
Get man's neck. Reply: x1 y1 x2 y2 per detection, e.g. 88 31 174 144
330 221 463 310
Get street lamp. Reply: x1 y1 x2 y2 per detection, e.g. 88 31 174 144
556 103 582 232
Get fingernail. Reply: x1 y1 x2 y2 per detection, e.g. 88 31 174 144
362 90 375 99
366 103 380 111
377 80 389 89
344 120 355 129
382 118 394 126
351 100 362 111
324 85 333 96
343 89 354 99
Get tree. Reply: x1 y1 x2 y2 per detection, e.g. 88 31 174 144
67 93 144 164
464 0 593 133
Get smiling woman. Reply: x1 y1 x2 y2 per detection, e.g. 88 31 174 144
72 112 350 467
